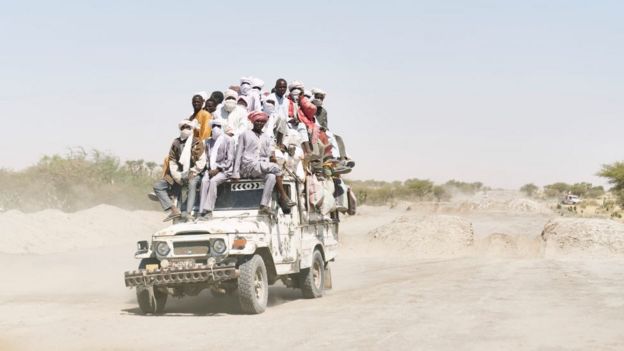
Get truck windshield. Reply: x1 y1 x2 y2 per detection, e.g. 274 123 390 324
214 181 266 211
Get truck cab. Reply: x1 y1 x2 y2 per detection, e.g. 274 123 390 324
124 177 339 314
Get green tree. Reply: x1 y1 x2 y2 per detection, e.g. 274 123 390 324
586 185 605 198
520 183 539 197
543 182 570 198
598 162 624 206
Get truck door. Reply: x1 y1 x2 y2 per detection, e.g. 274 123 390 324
275 183 300 263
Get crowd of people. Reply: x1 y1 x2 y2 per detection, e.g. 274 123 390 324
150 77 356 223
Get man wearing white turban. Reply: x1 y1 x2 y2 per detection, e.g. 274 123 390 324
218 89 251 143
198 119 235 219
238 76 263 112
153 120 206 222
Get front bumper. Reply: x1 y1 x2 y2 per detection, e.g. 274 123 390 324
124 264 238 288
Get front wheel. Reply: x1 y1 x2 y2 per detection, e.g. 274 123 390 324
137 287 168 314
300 250 325 298
136 258 168 314
237 255 268 314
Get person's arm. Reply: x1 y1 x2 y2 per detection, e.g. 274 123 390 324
299 96 318 121
168 141 183 184
169 160 182 184
193 146 206 174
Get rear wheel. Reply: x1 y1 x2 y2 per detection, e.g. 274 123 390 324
300 250 325 298
237 255 268 314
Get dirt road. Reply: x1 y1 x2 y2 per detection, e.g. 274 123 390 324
1 202 624 350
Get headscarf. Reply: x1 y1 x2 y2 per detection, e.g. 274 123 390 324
288 80 304 91
311 88 326 97
239 77 252 96
178 120 195 172
237 95 249 107
224 89 238 100
248 111 269 123
251 77 264 89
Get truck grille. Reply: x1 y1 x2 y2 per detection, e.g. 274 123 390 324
173 241 210 256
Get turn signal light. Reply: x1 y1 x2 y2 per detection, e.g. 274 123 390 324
232 238 247 250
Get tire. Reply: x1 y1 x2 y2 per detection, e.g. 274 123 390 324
137 287 168 314
237 254 268 314
136 258 167 314
300 250 324 299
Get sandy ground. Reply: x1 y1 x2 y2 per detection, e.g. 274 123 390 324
1 192 624 350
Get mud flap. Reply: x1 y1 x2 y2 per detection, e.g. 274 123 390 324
324 266 332 289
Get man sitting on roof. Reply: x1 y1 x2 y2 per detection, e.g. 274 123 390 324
219 89 250 143
231 111 296 215
153 120 206 222
189 92 212 141
198 119 235 220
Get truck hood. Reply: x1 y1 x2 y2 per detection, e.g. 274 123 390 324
153 216 270 237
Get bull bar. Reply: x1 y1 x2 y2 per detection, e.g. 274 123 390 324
124 264 238 288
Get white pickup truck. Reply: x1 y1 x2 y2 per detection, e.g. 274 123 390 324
124 177 339 314
561 194 582 205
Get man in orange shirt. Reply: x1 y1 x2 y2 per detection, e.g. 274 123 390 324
189 93 212 141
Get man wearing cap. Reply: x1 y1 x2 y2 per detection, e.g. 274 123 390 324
231 111 296 215
198 119 235 219
153 120 206 222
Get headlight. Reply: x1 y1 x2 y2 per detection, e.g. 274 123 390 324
155 242 170 256
212 239 226 254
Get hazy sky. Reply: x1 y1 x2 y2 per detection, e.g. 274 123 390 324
1 0 622 188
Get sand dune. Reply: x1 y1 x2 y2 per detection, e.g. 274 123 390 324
0 205 163 254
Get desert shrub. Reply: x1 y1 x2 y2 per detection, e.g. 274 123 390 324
0 148 161 212
346 178 486 205
520 183 539 197
543 182 571 198
444 180 483 194
432 185 451 202
404 178 434 199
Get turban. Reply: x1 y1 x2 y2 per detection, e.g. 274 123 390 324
224 89 238 100
237 95 249 106
262 93 276 104
248 111 269 123
240 76 252 86
251 77 264 89
311 88 326 97
194 91 208 101
288 80 304 91
304 90 313 98
178 120 195 129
